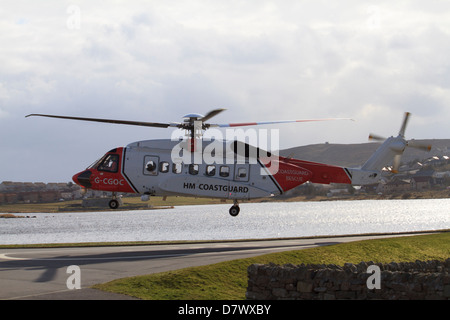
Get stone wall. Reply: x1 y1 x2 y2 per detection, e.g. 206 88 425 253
247 259 450 300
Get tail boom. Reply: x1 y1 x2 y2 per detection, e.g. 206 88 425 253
284 158 352 184
282 157 380 186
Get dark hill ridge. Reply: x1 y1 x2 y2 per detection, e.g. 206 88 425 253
280 139 450 168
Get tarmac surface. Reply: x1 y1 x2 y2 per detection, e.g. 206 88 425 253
0 232 437 300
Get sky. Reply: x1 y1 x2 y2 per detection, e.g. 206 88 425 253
1 0 450 182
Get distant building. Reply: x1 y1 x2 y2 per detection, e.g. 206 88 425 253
0 181 82 204
377 178 410 193
411 176 433 190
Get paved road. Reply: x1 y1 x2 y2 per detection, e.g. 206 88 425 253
0 232 430 300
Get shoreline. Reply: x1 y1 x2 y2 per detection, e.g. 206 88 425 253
1 189 449 214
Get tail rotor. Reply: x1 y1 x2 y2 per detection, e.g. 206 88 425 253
364 112 432 173
398 111 411 138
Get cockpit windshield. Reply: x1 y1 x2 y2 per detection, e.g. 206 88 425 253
87 154 119 172
87 158 102 169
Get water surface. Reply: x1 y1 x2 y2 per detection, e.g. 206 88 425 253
0 199 448 244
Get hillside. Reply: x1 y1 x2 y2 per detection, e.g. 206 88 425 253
280 139 450 168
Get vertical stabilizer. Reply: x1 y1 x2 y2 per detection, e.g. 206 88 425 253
361 136 406 172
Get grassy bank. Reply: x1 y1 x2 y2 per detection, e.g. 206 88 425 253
93 232 450 300
0 196 222 213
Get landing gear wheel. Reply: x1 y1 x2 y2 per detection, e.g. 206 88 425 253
229 205 240 217
109 199 119 209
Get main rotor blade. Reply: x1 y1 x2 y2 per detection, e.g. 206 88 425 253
26 114 175 128
214 118 354 128
200 108 226 122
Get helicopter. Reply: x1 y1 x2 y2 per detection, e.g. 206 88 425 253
26 110 431 216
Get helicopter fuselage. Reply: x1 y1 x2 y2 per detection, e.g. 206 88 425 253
72 138 389 215
72 139 320 200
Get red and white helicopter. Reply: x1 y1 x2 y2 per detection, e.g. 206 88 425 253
27 110 430 216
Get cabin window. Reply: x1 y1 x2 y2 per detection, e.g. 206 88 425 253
206 165 216 176
160 161 169 173
143 156 159 176
219 166 230 177
189 164 199 175
172 163 182 174
145 160 156 172
237 167 247 178
98 154 119 173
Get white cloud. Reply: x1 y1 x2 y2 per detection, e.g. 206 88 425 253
1 0 450 181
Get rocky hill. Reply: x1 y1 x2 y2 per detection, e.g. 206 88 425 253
280 139 450 168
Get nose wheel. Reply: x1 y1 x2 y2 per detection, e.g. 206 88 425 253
109 193 120 209
229 200 240 217
109 199 119 209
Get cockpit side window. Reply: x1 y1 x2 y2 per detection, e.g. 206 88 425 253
97 154 119 173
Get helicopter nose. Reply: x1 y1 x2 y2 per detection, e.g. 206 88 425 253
73 170 92 189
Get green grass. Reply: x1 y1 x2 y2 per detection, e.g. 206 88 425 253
93 232 450 300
